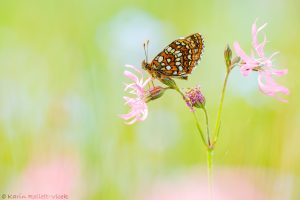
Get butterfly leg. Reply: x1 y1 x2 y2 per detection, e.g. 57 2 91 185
147 82 151 90
151 80 155 87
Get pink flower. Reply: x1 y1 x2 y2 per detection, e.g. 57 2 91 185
234 21 289 102
184 86 206 112
120 64 151 124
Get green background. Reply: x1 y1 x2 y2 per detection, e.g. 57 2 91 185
0 0 299 199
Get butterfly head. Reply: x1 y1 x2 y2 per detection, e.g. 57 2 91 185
141 60 150 70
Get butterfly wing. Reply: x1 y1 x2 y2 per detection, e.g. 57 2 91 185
150 33 204 79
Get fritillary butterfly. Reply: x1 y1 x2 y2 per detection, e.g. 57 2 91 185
142 33 204 80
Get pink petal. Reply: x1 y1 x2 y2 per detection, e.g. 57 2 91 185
125 64 142 74
257 72 289 101
252 22 258 48
126 117 138 125
261 58 273 67
142 77 152 87
119 111 137 120
240 67 252 76
138 109 148 121
123 96 134 104
271 68 288 76
124 83 135 91
233 42 252 63
125 64 145 83
240 63 257 76
255 34 267 57
269 52 279 60
124 70 139 83
252 22 267 48
252 22 267 57
257 23 268 34
276 97 288 103
125 83 144 96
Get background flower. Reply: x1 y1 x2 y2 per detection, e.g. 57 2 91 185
137 167 292 200
7 157 81 199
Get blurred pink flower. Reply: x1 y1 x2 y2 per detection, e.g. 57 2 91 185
234 21 289 102
138 168 292 200
120 64 151 124
11 158 80 198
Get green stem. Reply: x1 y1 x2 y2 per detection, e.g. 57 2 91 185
192 111 208 149
207 148 213 200
175 87 210 150
174 87 185 99
173 86 207 148
203 107 211 147
212 71 230 146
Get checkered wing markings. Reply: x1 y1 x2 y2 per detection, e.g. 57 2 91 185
150 33 204 78
184 33 204 73
151 39 185 76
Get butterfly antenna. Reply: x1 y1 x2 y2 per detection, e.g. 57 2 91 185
143 40 149 63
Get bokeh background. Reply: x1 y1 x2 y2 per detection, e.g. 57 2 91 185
0 0 299 199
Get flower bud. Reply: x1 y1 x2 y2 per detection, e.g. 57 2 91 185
224 45 232 70
145 86 166 102
231 56 241 65
184 86 206 111
160 77 178 89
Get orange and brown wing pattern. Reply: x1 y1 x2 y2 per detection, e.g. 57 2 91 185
150 33 204 79
184 33 204 73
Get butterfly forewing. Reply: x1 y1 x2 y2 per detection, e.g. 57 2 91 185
150 33 204 79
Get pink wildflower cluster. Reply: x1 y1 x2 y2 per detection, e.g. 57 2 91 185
185 86 206 112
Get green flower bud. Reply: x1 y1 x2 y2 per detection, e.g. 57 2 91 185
224 45 232 70
160 77 178 89
231 56 241 65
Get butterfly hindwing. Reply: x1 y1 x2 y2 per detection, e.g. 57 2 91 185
150 33 204 79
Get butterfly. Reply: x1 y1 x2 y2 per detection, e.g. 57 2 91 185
142 33 204 81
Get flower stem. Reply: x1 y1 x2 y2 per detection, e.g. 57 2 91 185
192 111 208 149
173 86 208 149
203 107 211 147
213 71 230 146
207 148 213 200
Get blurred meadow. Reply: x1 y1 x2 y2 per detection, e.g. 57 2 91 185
0 0 300 199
